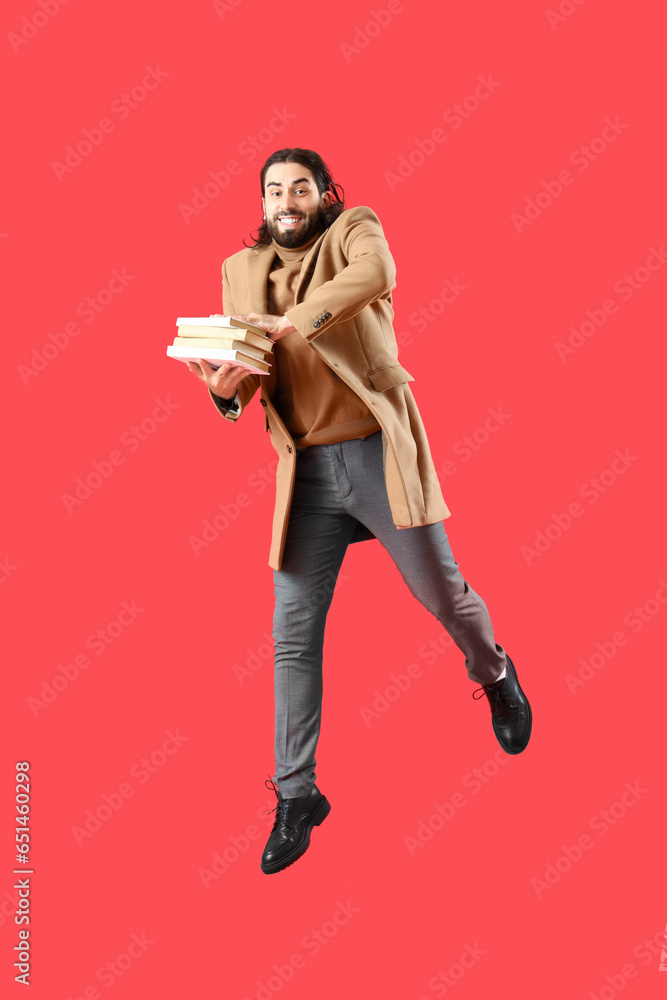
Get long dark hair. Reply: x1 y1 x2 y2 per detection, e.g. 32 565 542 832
243 148 346 249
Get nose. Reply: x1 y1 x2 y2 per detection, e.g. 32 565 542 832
276 195 298 215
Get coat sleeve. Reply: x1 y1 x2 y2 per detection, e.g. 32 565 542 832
208 257 261 422
284 206 397 343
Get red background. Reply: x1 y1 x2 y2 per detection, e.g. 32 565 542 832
2 1 666 997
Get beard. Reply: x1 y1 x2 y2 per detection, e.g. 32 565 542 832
266 205 327 249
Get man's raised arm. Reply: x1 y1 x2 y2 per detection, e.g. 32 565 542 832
284 206 396 342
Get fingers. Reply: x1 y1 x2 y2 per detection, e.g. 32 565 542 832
186 359 218 382
228 364 252 385
195 359 250 390
185 355 256 406
230 312 272 332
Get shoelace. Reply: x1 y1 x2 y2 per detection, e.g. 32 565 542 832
265 775 292 828
472 681 506 706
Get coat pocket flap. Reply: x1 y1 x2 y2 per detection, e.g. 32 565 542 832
367 364 415 392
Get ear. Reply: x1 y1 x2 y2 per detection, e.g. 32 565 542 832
321 190 333 209
261 196 266 217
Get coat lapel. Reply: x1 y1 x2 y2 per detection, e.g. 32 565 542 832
243 246 276 313
292 227 328 303
244 227 329 311
245 227 330 404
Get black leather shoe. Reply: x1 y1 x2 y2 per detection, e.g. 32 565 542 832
473 654 532 754
261 777 331 874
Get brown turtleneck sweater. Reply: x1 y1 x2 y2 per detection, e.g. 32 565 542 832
266 233 382 448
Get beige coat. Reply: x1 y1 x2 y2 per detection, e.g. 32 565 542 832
209 205 451 570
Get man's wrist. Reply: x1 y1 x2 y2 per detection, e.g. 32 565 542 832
279 315 296 336
213 390 238 408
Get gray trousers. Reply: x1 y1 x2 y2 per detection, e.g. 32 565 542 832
272 430 507 797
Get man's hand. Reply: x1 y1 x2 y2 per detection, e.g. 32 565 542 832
184 311 295 397
185 358 253 400
228 312 296 342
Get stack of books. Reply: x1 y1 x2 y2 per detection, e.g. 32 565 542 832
166 316 274 374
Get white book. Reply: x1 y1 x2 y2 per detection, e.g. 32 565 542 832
176 315 268 336
166 344 270 374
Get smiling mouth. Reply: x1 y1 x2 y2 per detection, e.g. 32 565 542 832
278 216 302 228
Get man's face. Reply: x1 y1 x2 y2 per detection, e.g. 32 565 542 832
262 162 332 249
